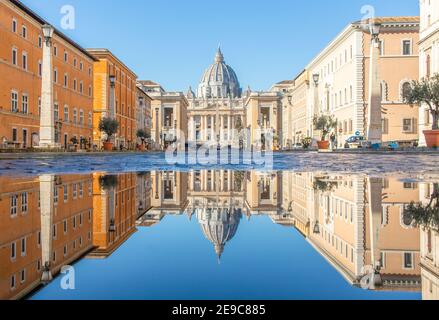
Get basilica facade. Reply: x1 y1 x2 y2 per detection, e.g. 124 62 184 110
141 48 283 150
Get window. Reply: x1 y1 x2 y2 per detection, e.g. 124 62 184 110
381 252 386 269
79 110 84 125
12 128 17 142
73 109 78 124
88 85 92 96
402 40 412 55
73 216 77 229
11 242 16 260
12 18 17 32
20 269 26 283
38 60 42 76
64 51 68 62
64 73 68 87
79 81 83 94
63 185 68 201
53 224 57 239
54 103 59 121
38 97 41 115
10 195 18 216
426 55 431 78
22 94 28 114
11 275 16 290
22 52 27 70
53 45 58 56
63 220 67 233
79 183 83 197
88 112 92 127
21 192 28 213
73 58 77 67
54 68 58 83
12 47 17 65
21 238 26 256
73 184 78 199
11 91 18 112
80 61 83 71
73 79 77 91
64 105 69 122
22 25 27 38
403 119 413 133
402 82 412 101
404 252 413 269
38 36 42 48
54 186 59 204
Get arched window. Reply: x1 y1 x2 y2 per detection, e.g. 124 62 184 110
400 80 412 101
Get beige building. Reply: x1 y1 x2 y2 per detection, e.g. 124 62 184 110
419 183 439 300
285 173 422 291
419 0 439 145
285 17 420 148
135 85 152 148
245 92 283 150
138 81 188 150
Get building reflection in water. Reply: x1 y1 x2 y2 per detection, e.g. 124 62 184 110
1 170 438 300
0 174 94 300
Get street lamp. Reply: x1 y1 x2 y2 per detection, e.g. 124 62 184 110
109 75 116 88
41 24 54 44
312 73 320 87
369 22 381 40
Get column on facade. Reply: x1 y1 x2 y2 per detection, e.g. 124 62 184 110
220 115 224 142
211 116 215 142
201 116 205 141
228 170 232 191
227 115 232 143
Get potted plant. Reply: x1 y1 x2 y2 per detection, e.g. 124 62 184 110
136 129 150 151
301 137 312 149
99 174 119 191
69 137 78 150
313 115 337 150
99 117 119 151
405 74 439 148
313 177 339 193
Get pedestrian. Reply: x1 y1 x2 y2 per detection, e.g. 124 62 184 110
330 133 336 150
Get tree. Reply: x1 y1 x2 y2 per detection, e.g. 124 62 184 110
404 183 439 231
99 117 119 142
313 115 337 141
136 129 150 146
404 74 439 130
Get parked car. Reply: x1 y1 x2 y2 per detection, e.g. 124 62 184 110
344 136 369 149
385 141 400 150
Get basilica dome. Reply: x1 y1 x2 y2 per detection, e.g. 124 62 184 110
198 208 242 260
197 47 242 99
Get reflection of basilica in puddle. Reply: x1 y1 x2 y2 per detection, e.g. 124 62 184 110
1 171 438 300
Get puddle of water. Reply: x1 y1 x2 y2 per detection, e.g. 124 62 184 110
1 168 438 300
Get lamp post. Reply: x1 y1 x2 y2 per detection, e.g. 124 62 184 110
39 175 55 283
38 24 59 149
367 22 383 148
109 74 116 118
312 73 320 141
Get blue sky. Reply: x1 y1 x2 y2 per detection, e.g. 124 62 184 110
22 0 419 91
